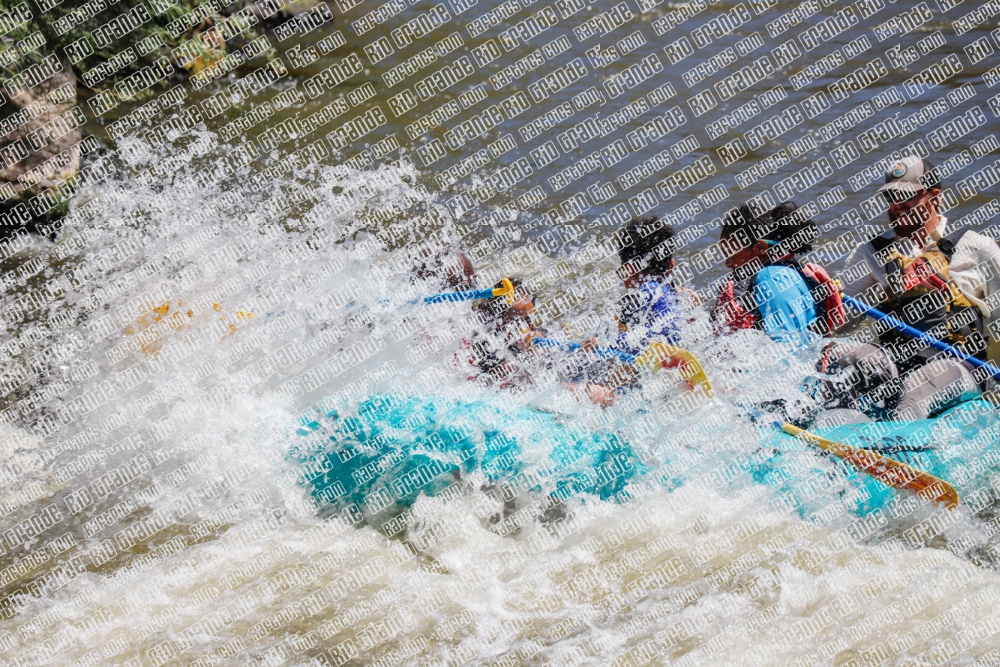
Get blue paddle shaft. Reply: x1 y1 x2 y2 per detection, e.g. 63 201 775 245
423 288 497 304
531 336 636 363
842 293 1000 381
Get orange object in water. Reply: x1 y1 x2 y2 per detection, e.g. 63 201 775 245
123 298 256 355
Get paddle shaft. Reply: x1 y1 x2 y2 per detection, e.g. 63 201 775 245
842 293 1000 381
377 291 494 306
423 288 497 304
423 277 515 305
531 336 636 363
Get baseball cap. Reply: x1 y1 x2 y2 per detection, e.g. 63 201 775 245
877 156 941 201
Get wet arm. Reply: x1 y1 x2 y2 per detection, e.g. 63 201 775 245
840 244 882 327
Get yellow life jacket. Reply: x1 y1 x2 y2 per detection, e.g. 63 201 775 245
870 232 985 371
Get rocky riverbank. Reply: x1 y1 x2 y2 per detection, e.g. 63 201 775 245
0 0 329 239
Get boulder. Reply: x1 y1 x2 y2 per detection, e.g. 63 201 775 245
0 67 81 234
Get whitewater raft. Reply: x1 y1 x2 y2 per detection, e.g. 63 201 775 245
289 393 1000 520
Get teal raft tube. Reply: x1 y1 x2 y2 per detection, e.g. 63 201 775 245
287 393 1000 521
287 394 647 519
750 399 1000 517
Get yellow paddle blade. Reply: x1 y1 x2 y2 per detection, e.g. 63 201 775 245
624 343 959 508
500 277 515 304
781 423 959 510
635 341 714 396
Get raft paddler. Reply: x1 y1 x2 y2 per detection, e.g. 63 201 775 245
409 248 531 388
711 202 842 344
414 251 626 405
459 278 545 390
561 215 685 406
822 155 1000 421
614 215 689 355
412 244 477 291
569 215 719 404
841 155 1000 375
530 216 684 407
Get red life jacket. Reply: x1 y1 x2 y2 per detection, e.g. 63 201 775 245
712 279 757 333
799 262 846 334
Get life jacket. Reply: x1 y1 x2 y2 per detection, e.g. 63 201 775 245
457 322 549 386
869 230 985 371
799 263 847 334
616 280 681 354
712 259 842 340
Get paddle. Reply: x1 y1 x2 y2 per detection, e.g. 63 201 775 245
642 342 958 508
423 277 515 304
376 277 515 308
841 292 1000 381
779 422 959 509
527 338 714 394
530 336 637 363
634 340 715 395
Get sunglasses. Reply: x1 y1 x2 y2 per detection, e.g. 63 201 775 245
881 189 925 205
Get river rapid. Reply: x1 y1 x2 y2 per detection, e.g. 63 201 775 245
1 0 1000 665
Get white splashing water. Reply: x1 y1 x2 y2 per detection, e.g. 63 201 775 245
1 133 1000 667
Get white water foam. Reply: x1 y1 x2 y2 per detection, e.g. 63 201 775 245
1 134 1000 667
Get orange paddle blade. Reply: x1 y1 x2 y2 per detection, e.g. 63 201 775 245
781 424 959 509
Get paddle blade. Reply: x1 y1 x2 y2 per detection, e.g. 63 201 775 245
781 424 959 509
636 342 714 396
500 276 516 304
